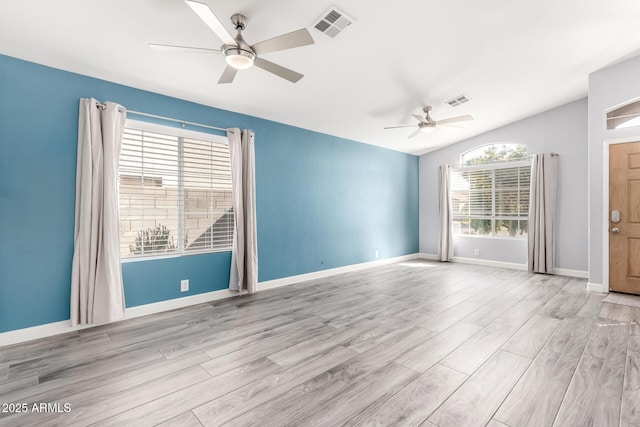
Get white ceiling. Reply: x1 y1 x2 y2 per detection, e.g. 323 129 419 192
2 0 640 155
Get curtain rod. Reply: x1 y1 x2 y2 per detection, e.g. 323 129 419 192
95 102 232 133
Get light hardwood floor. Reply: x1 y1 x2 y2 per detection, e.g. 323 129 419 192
1 261 639 426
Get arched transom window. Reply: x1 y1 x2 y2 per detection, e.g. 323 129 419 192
607 99 640 130
460 143 528 165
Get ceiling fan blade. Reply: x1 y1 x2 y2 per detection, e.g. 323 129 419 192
409 129 423 138
412 114 424 123
149 43 221 54
251 28 314 55
384 125 417 129
185 0 236 46
254 58 303 83
218 65 238 84
436 114 473 125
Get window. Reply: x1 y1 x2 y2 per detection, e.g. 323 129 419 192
607 98 640 130
119 121 233 258
461 143 527 165
452 144 530 238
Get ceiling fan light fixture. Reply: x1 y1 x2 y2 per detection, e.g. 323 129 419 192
419 121 436 133
223 47 255 69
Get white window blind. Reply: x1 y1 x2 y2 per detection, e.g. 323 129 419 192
451 161 530 238
118 121 233 258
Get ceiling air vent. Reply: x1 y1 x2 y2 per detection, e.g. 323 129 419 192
446 94 471 107
314 7 354 38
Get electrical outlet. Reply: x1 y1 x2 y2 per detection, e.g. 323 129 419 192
474 249 480 256
180 279 189 292
375 250 379 258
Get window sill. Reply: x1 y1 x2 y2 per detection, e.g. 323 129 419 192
121 249 232 263
453 235 527 241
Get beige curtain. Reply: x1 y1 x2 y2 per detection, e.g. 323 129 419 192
227 128 258 293
70 98 126 326
528 153 557 273
438 164 453 261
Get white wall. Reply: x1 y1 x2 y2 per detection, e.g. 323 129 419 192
588 54 640 288
420 98 588 271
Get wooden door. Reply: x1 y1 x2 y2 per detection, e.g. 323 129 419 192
610 141 640 294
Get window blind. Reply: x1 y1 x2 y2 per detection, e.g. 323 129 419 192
451 162 530 238
119 126 233 258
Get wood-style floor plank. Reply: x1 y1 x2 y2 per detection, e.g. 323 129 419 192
620 335 640 427
224 372 349 427
462 296 520 327
419 301 483 333
582 317 629 360
157 411 203 427
395 322 482 373
537 289 590 320
350 363 468 427
201 319 331 377
576 293 606 319
631 307 640 336
494 298 548 328
267 319 377 368
494 349 579 427
0 375 38 396
292 362 418 427
328 327 435 385
66 365 211 426
501 315 561 358
599 302 632 323
439 322 518 375
2 262 634 427
544 316 596 357
192 346 357 425
91 357 283 426
552 353 626 427
428 350 531 427
486 420 510 427
0 350 210 413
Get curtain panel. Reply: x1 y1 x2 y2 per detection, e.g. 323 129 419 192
438 164 453 261
70 98 126 326
528 153 557 274
227 128 258 293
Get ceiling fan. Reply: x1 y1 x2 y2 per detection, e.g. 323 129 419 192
149 0 314 84
384 106 473 138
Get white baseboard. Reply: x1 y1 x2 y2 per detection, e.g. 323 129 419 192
416 253 440 261
124 289 238 319
553 268 589 279
1 255 423 348
587 282 609 293
0 288 238 348
452 256 528 271
419 253 588 279
259 254 420 291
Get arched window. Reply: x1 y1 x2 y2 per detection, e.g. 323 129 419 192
460 143 527 165
607 99 640 130
452 143 530 238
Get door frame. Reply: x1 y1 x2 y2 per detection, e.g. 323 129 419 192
602 136 640 292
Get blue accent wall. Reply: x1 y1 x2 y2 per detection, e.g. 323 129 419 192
0 54 418 333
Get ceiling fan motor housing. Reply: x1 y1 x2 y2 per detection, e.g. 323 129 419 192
422 106 436 125
230 13 249 30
